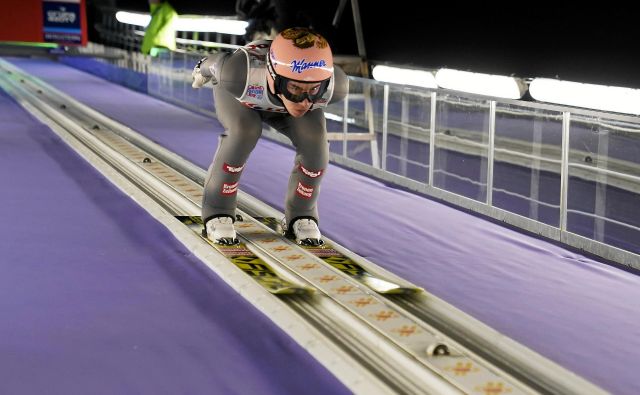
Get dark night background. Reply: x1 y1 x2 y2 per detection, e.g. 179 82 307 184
88 1 639 89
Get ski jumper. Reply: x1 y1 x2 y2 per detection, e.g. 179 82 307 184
200 40 349 227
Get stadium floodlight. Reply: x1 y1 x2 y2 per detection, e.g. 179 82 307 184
371 65 438 89
529 78 640 115
115 11 248 35
435 68 526 99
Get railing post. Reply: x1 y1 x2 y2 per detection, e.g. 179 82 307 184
400 94 409 176
364 83 380 168
560 111 571 231
594 124 610 242
429 92 436 186
342 93 349 158
487 100 496 206
382 84 389 170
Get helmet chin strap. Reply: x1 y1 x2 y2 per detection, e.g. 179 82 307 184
265 69 292 114
266 53 280 96
266 54 293 115
266 73 282 104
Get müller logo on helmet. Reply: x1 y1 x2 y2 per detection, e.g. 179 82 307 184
290 59 328 74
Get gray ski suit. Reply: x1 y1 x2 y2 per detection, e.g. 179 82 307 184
197 40 349 228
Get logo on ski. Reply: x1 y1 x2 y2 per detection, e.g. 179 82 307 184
176 216 313 295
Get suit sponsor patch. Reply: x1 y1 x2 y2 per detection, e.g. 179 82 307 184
223 163 245 173
221 182 239 195
299 164 323 178
296 182 314 199
246 85 264 99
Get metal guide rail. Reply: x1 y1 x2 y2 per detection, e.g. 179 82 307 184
0 59 608 395
229 219 534 394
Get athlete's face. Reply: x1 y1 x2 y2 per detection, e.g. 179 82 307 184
281 96 312 117
279 80 321 117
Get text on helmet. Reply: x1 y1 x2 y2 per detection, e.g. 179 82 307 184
290 59 328 74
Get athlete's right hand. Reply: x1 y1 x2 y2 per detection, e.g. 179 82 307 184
192 57 212 88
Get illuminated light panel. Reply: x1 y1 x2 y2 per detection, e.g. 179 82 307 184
372 65 438 89
115 11 248 35
115 11 150 27
529 78 640 115
435 68 524 99
175 17 248 34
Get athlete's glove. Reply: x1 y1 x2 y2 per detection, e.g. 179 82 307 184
192 57 212 88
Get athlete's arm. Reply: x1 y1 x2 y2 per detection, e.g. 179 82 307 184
196 50 248 98
329 65 349 104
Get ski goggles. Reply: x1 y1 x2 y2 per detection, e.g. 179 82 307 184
274 75 330 103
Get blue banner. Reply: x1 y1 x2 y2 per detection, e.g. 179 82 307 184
42 1 82 44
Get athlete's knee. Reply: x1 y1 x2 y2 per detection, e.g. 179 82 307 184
299 124 327 143
229 118 262 141
297 140 329 166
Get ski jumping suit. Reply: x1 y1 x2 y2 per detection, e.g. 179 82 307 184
199 40 349 228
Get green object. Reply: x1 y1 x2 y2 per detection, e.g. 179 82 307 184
141 1 177 56
149 47 169 57
0 41 59 48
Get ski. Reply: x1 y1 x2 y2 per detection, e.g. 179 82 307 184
177 216 314 295
255 217 423 295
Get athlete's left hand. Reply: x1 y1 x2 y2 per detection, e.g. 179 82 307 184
192 57 212 89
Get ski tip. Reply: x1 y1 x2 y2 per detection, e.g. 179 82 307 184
378 286 424 295
271 286 316 295
361 275 424 295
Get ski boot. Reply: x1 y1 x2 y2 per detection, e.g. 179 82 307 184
282 217 324 246
205 215 239 245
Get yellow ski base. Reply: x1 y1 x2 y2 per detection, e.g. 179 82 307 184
178 216 313 295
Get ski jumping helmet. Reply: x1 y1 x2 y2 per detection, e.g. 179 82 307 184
267 27 334 103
